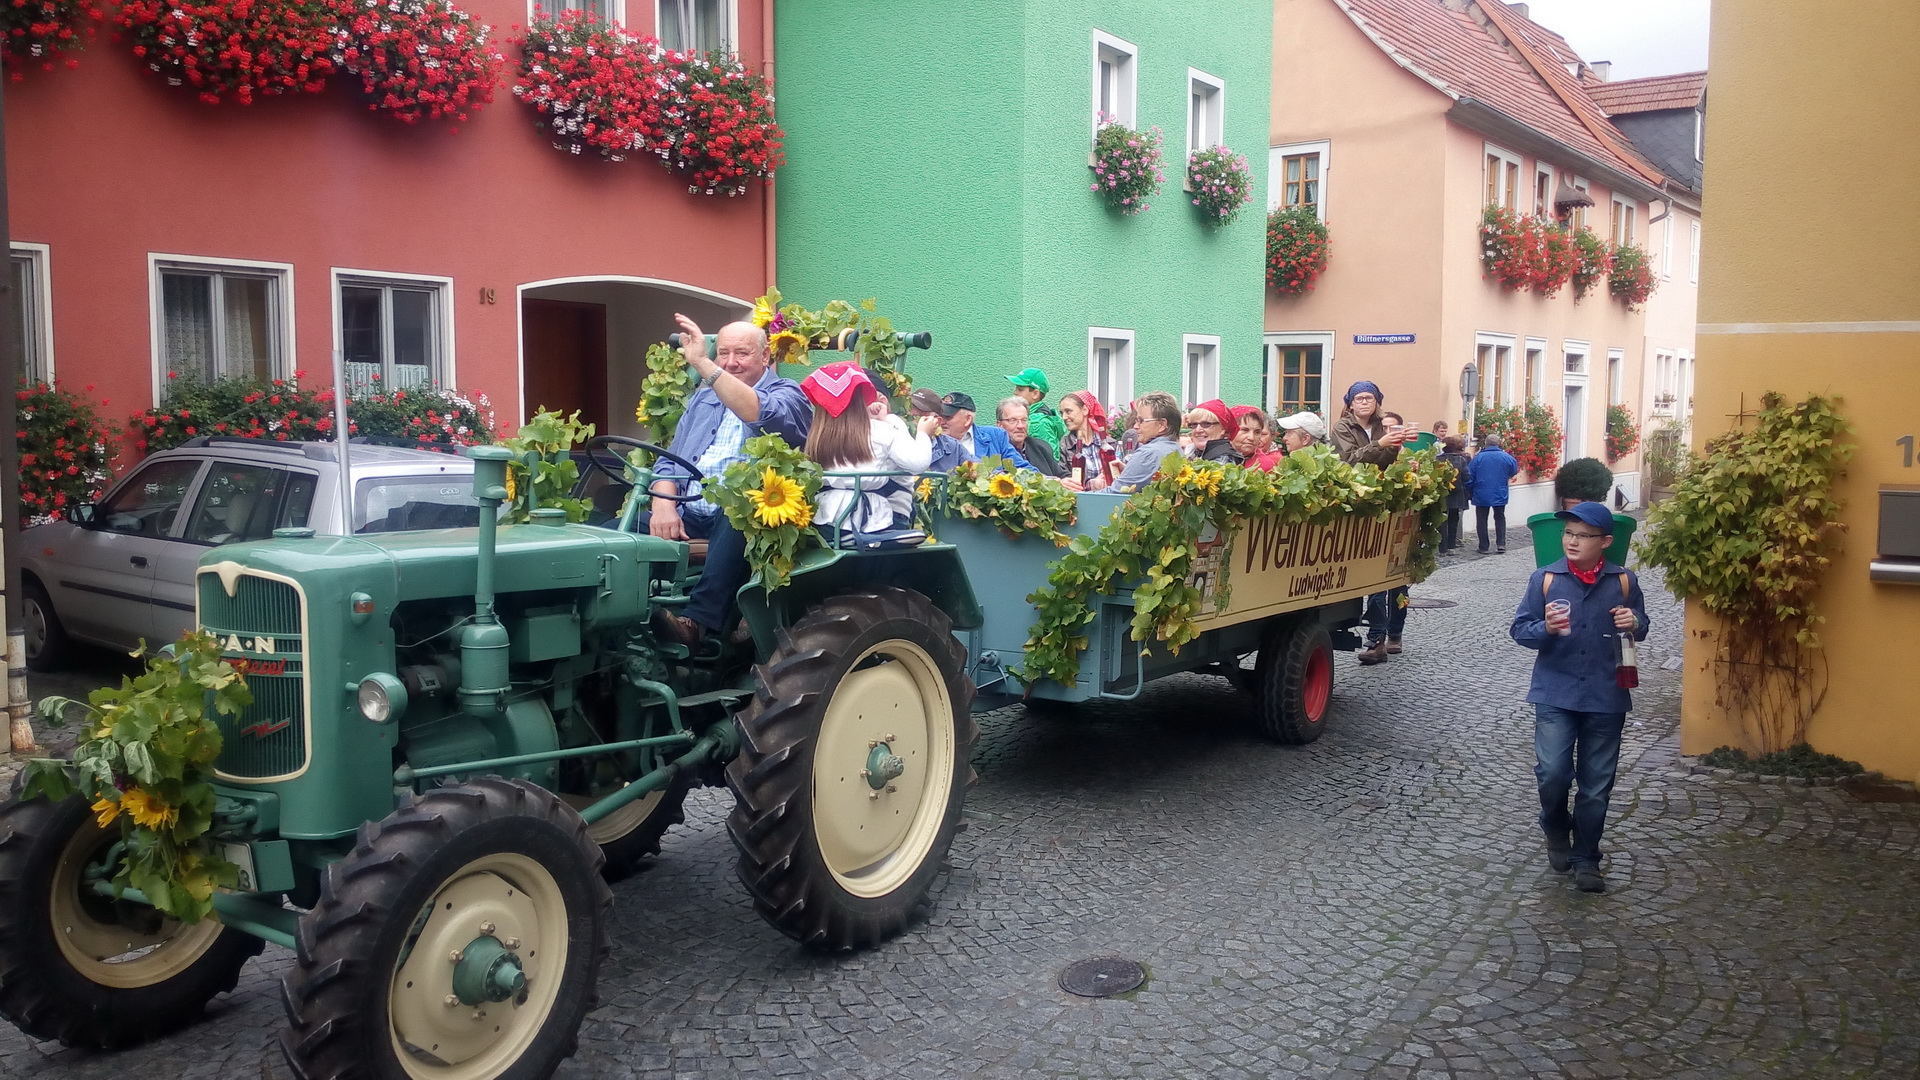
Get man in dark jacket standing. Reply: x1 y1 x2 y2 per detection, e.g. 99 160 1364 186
1510 502 1651 894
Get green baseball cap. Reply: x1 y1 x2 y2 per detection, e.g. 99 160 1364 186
1006 367 1050 393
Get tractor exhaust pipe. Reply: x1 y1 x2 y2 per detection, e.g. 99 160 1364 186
460 446 513 715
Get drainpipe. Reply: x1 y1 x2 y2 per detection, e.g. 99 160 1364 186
0 76 28 757
760 0 776 294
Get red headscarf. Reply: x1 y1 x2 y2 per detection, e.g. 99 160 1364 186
1066 390 1109 434
1195 399 1234 432
1228 405 1261 427
800 362 873 417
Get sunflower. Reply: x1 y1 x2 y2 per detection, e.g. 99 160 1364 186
987 473 1025 499
90 795 120 829
504 465 518 502
751 296 775 329
120 786 178 831
916 477 936 502
769 329 810 365
746 467 811 528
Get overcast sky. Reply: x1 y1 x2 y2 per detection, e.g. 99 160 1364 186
1517 0 1711 80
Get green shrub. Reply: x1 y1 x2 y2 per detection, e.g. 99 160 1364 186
1553 457 1612 504
1698 744 1864 779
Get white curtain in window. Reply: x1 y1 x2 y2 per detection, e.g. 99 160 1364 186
162 273 216 381
223 276 272 380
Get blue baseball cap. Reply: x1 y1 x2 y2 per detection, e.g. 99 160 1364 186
1555 502 1615 534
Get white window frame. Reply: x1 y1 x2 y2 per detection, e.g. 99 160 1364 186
1267 140 1330 219
1186 68 1225 157
1651 349 1676 415
1606 348 1625 407
1694 110 1704 162
1569 175 1591 229
1091 30 1138 132
531 0 621 25
1263 331 1334 418
1087 326 1135 410
1532 162 1556 217
1563 339 1590 382
11 242 53 384
1678 350 1695 419
1611 195 1637 246
1690 220 1702 284
147 253 296 406
1483 143 1523 210
1524 336 1547 404
1660 213 1674 279
653 0 736 52
1181 334 1221 406
331 268 456 394
1474 332 1517 407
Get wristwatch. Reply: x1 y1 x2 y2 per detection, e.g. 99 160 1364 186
700 368 723 389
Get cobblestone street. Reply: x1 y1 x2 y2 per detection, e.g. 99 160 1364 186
4 536 1917 1080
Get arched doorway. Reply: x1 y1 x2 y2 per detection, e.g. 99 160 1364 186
518 277 750 437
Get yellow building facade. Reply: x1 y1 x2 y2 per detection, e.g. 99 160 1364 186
1683 3 1920 778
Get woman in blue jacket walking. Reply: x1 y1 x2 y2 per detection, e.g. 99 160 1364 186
1468 435 1521 553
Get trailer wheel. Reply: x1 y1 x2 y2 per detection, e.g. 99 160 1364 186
1254 620 1335 744
726 587 976 951
280 778 610 1080
0 792 264 1049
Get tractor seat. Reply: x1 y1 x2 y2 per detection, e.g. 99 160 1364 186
686 539 708 566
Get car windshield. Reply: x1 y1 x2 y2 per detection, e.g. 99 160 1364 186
355 475 492 532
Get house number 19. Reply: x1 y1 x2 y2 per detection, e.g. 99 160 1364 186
1899 434 1916 467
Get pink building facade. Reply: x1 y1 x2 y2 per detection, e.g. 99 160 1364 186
7 0 774 439
1266 0 1672 515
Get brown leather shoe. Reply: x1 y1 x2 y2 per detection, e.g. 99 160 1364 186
1357 640 1390 665
1385 637 1403 655
652 608 703 647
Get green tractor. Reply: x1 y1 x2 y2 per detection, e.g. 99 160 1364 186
0 441 980 1079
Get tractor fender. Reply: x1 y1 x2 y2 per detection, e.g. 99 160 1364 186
736 545 983 657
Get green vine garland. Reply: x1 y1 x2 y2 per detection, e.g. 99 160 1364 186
501 408 595 523
709 434 823 591
1637 393 1852 753
634 341 696 453
939 458 1077 543
1014 447 1452 687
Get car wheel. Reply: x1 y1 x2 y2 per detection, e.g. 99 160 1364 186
23 579 71 673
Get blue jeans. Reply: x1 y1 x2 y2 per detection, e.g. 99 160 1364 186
1364 586 1408 644
1533 705 1626 869
637 508 750 635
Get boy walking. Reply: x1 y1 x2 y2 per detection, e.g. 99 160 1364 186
1509 502 1650 893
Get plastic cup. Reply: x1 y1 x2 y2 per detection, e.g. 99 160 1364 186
1546 599 1572 635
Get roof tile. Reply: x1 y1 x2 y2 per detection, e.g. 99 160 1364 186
1586 72 1708 116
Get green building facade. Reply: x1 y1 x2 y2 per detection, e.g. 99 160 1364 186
773 0 1273 418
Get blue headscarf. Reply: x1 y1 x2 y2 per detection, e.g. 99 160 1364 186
1344 380 1383 407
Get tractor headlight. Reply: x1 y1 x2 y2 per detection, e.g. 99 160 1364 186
357 672 408 724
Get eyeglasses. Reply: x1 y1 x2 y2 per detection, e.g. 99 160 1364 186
1563 530 1609 541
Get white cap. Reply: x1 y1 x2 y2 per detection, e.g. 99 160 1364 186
1277 411 1329 440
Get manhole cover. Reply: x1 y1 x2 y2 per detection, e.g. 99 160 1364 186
1059 957 1145 998
1405 597 1458 609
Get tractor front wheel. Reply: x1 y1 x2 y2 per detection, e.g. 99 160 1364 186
1254 619 1335 744
0 793 264 1049
726 587 976 951
279 778 610 1080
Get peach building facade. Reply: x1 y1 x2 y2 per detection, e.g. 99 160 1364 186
1265 0 1673 516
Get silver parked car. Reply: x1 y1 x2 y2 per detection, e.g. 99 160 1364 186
21 437 480 670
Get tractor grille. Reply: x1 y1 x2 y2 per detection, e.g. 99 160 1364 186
199 574 308 779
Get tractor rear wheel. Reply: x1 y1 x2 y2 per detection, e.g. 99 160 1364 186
1254 619 1335 744
726 587 976 951
0 792 264 1049
280 778 610 1080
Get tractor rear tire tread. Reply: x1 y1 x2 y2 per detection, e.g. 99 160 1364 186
1254 619 1335 745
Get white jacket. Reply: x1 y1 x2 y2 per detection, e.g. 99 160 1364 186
813 414 934 532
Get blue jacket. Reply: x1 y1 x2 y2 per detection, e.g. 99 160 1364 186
928 434 973 472
956 423 1031 470
1510 558 1651 714
652 368 811 495
1467 447 1520 506
1112 436 1182 491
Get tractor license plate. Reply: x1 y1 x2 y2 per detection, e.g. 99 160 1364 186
221 842 259 893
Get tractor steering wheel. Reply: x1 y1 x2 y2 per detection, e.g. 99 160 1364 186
581 435 707 505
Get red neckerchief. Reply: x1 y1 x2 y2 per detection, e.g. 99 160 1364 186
1568 559 1603 586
